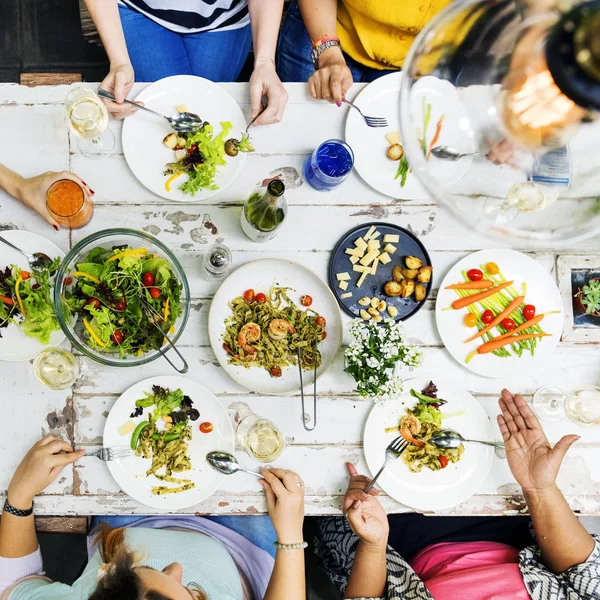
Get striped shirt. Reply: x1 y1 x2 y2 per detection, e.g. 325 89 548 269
118 0 249 34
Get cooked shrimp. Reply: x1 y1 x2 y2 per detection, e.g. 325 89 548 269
238 322 261 356
267 319 295 340
400 414 425 447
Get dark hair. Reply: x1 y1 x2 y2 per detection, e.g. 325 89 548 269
88 524 207 600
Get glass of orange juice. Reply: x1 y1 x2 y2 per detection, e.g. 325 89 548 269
46 179 93 228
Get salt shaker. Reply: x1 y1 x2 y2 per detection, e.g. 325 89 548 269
201 243 232 282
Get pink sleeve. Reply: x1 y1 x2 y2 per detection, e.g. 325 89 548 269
0 548 44 593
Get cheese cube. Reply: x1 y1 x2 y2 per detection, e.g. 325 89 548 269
384 243 397 254
370 231 381 240
364 225 377 241
356 271 369 288
336 272 351 281
349 255 359 264
353 265 370 273
345 247 364 257
367 239 381 251
338 280 349 291
359 249 380 267
354 237 367 251
383 234 400 243
340 292 353 299
370 257 379 275
378 252 391 265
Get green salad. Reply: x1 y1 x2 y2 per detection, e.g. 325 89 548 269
0 259 61 344
63 245 182 358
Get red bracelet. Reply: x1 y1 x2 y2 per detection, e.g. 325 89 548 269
311 35 341 49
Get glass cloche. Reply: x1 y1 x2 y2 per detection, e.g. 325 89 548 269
399 0 600 245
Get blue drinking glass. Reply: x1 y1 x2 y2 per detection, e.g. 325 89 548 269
304 139 355 191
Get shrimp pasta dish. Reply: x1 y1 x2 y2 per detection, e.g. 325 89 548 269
222 287 326 377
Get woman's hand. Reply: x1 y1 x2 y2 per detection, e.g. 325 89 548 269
99 63 138 119
249 60 289 125
308 47 353 104
498 389 579 495
343 463 389 547
7 436 84 509
259 468 305 544
16 171 94 230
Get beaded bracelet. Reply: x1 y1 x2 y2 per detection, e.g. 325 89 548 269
274 541 308 550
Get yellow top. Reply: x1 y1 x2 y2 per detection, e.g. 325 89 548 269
336 0 453 70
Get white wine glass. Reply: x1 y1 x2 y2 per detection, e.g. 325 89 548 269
236 413 284 463
532 384 600 426
33 347 79 390
65 87 114 158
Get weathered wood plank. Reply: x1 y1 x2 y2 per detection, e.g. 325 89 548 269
34 516 88 534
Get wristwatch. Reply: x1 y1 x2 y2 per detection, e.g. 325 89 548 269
311 39 342 70
3 497 34 517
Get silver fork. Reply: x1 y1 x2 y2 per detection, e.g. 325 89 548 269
343 99 388 128
365 437 409 493
84 447 130 462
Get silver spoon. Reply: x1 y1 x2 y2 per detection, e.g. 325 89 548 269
97 89 203 133
206 451 263 478
431 145 487 161
430 429 505 449
0 235 53 270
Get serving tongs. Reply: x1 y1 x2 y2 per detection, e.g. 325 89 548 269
297 347 317 431
139 297 189 373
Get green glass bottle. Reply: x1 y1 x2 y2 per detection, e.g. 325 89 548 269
240 179 287 242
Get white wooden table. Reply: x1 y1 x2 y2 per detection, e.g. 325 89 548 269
1 82 599 517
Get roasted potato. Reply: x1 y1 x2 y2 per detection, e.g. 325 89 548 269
384 281 403 297
358 296 371 307
387 143 404 161
371 314 383 323
400 280 415 298
163 133 178 149
417 266 433 283
360 309 372 320
367 307 380 317
370 297 379 309
176 136 187 150
392 266 405 283
405 256 423 270
377 300 387 313
387 305 399 318
402 268 419 280
415 283 427 302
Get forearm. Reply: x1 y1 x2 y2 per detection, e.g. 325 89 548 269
297 0 338 41
248 0 284 61
525 485 595 573
0 494 38 558
0 164 24 201
264 549 306 600
344 542 387 599
83 0 131 66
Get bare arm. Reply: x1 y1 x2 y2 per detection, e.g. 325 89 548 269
345 542 387 599
264 548 306 600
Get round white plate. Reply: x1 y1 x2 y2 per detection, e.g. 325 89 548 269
103 376 234 510
345 72 473 199
122 75 247 202
0 230 66 362
364 377 494 511
435 249 563 379
209 259 343 395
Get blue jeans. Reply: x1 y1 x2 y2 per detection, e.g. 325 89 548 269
277 0 397 83
118 4 252 82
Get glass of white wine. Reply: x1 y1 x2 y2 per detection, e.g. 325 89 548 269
533 384 600 426
65 87 114 158
33 348 79 390
236 414 284 463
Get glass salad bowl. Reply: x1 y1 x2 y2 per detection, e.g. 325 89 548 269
54 229 190 368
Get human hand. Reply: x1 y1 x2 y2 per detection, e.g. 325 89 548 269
498 389 579 495
259 468 305 544
99 63 139 120
486 139 519 167
343 463 389 547
7 436 84 509
308 47 353 104
16 171 94 230
249 59 289 126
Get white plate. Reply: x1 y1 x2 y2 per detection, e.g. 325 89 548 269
364 377 494 511
0 230 66 362
209 259 343 395
345 72 473 199
103 376 234 510
122 75 247 202
435 249 563 379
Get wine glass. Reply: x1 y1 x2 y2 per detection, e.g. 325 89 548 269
65 87 114 158
32 348 79 390
532 384 600 426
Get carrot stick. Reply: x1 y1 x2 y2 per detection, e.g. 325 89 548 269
464 295 524 343
427 116 445 159
478 333 551 355
492 314 545 342
0 295 14 306
451 281 514 310
446 280 494 290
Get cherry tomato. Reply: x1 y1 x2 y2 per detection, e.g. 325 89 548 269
115 299 126 311
243 289 255 303
86 298 100 309
255 292 267 304
199 422 213 434
322 331 327 340
439 456 449 468
485 262 500 275
64 277 73 286
223 343 233 355
301 295 313 307
501 318 516 331
315 316 326 327
188 143 199 154
467 269 484 281
523 304 536 320
111 329 124 345
142 272 155 287
20 271 30 280
481 310 494 324
32 283 40 290
149 287 161 299
270 366 282 378
464 313 477 327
